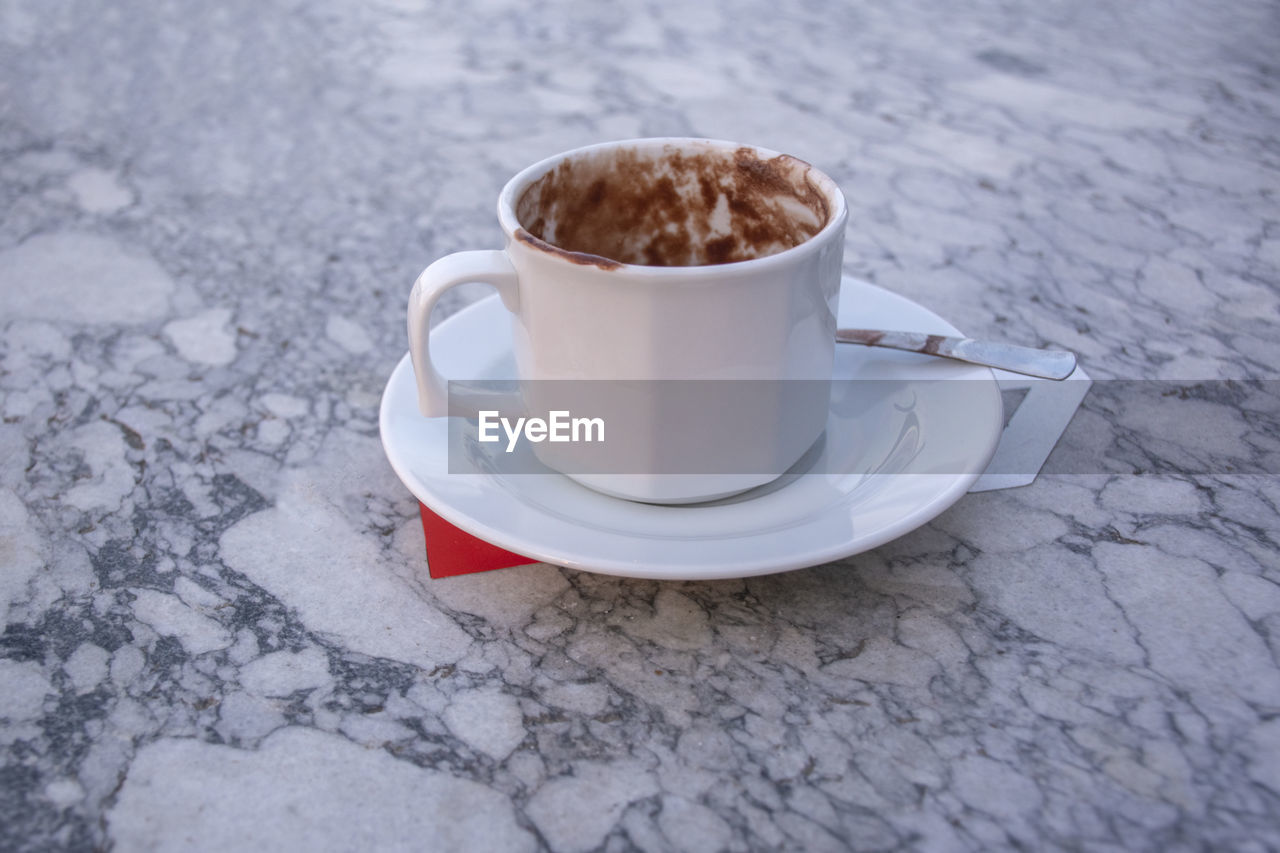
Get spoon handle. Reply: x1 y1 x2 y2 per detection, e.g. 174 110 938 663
836 329 1078 380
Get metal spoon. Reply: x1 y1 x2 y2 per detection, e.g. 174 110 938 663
836 329 1077 380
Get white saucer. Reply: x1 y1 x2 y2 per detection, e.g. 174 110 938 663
379 277 1003 580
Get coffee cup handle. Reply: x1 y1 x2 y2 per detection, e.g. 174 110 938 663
407 250 520 417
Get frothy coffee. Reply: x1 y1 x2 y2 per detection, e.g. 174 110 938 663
514 145 831 267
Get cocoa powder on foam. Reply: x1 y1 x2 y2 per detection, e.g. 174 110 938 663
515 146 830 268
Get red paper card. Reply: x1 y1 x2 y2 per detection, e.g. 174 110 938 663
418 503 537 578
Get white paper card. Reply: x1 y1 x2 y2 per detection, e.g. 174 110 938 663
969 365 1092 493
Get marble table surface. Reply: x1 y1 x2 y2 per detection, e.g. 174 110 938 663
3 0 1279 849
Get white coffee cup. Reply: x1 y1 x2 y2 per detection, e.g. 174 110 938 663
408 138 847 503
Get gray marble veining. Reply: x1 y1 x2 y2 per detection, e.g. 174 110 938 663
2 0 1279 850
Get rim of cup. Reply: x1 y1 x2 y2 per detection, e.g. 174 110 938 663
496 137 848 278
